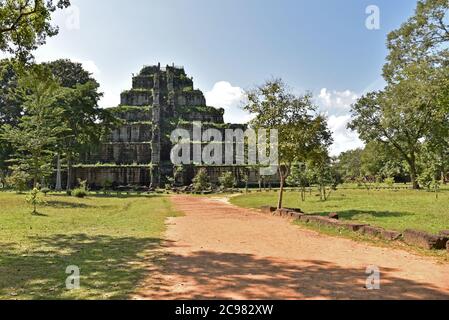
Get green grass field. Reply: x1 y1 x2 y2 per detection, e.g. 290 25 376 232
231 188 449 234
0 192 178 300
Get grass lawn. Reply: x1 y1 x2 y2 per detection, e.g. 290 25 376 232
0 192 179 300
230 188 449 234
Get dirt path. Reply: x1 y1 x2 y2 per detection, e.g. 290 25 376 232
135 195 449 300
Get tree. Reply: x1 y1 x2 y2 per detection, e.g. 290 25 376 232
335 149 363 182
0 65 65 187
26 185 45 215
0 0 70 60
192 168 210 193
244 79 332 209
0 58 24 172
383 0 449 83
219 171 236 190
356 0 449 189
350 60 449 189
308 151 341 201
46 59 117 190
287 162 311 202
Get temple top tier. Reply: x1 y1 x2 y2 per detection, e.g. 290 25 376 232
130 63 194 92
120 63 207 106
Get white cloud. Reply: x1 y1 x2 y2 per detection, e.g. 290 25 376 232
315 88 364 156
205 81 253 124
328 114 364 156
316 88 358 114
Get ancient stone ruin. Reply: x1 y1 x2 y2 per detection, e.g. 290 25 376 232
73 63 278 189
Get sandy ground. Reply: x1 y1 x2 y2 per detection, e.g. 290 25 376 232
134 195 449 300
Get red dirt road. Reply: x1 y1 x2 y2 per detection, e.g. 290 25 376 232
135 195 449 300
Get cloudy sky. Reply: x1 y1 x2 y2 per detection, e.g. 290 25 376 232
28 0 417 156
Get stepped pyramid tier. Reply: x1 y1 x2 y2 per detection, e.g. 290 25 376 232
72 63 279 189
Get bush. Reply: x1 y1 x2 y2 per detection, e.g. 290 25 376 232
73 188 88 198
193 168 210 192
26 187 46 215
219 172 236 189
40 187 51 196
5 169 30 193
73 179 88 198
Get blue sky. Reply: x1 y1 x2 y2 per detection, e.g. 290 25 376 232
30 0 418 155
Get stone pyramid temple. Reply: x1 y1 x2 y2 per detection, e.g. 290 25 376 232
73 64 277 189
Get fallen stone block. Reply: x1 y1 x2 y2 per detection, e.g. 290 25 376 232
381 230 402 241
260 206 276 214
285 208 304 214
359 225 383 237
440 230 449 237
403 229 449 250
291 212 304 220
340 222 367 232
301 215 342 228
328 213 339 220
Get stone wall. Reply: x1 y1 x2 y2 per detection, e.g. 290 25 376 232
73 166 152 188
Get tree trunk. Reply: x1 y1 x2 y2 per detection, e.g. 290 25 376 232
277 175 285 209
55 154 62 191
277 166 290 209
409 163 419 190
66 157 72 191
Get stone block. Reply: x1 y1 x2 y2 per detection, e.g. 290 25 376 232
285 208 304 214
329 213 339 220
380 230 402 241
291 212 303 220
403 229 449 250
301 215 342 228
340 222 367 232
260 206 276 215
359 225 383 237
439 230 449 237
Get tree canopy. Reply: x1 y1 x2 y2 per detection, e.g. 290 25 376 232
0 0 70 60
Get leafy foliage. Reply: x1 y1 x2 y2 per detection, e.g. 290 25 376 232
192 168 210 192
219 171 236 189
244 78 332 208
0 0 71 60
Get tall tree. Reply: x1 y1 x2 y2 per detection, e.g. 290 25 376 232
244 79 332 209
0 0 70 60
46 59 117 190
0 65 65 187
383 0 449 83
350 0 449 189
0 58 24 172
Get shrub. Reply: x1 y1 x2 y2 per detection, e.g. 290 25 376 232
73 179 89 198
26 187 46 215
219 172 236 189
40 187 51 196
193 168 210 192
384 177 395 188
73 188 88 198
6 169 30 193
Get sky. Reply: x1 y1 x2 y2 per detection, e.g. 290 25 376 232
29 0 418 156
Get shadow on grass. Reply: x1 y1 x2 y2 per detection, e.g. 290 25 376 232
0 234 163 300
139 250 449 300
45 201 95 209
312 210 413 220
